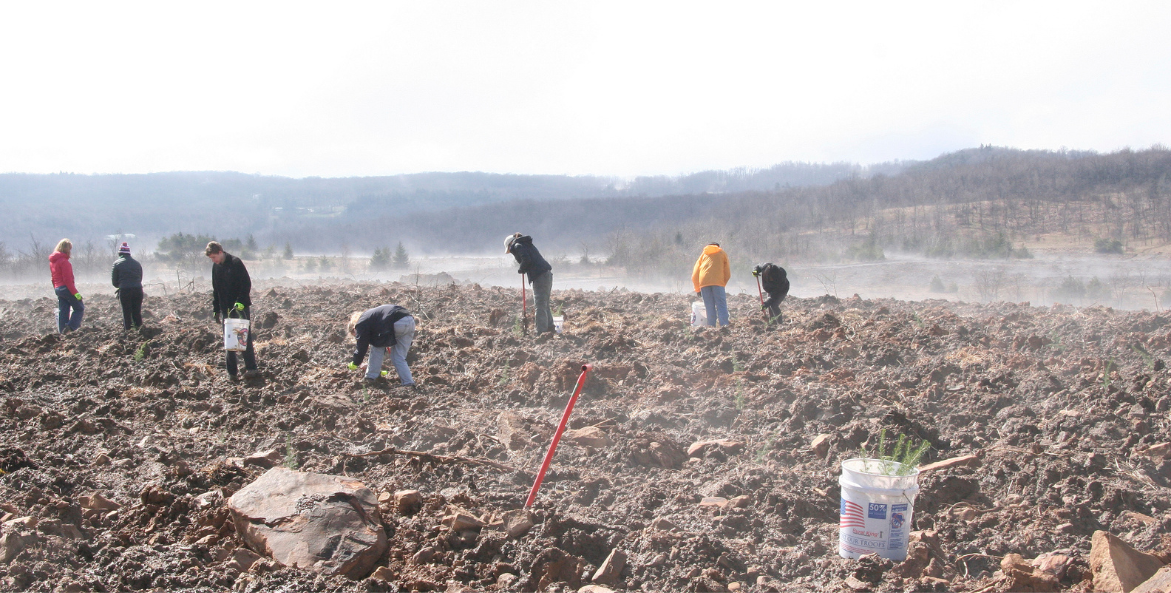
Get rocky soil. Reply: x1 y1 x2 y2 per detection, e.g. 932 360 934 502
0 281 1169 592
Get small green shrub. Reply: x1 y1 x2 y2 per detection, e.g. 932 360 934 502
1053 276 1086 301
929 276 946 292
284 441 299 469
1094 238 1124 254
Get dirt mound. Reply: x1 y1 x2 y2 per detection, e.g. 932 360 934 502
0 282 1169 591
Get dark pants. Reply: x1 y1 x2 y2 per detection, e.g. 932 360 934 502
54 286 84 333
766 302 782 323
226 307 258 376
764 295 785 324
118 286 144 329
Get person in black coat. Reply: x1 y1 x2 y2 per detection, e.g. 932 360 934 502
505 233 554 334
205 241 259 380
753 263 790 323
111 242 144 330
346 304 416 387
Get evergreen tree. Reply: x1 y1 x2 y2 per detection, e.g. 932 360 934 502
283 243 294 260
370 247 390 270
393 242 410 268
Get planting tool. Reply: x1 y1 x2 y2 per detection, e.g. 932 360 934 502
524 363 592 509
521 273 528 336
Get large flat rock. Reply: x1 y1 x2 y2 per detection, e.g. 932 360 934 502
1090 530 1165 593
227 467 387 579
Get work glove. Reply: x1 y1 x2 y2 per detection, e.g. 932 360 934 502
74 293 83 301
380 371 388 377
233 302 245 312
696 291 702 297
347 362 359 371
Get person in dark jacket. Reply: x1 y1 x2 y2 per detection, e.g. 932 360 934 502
111 242 144 330
753 263 790 324
346 304 416 388
206 241 259 380
505 233 554 334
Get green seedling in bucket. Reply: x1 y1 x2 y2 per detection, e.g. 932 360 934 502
858 429 930 476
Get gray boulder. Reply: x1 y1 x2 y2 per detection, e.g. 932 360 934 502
227 467 387 579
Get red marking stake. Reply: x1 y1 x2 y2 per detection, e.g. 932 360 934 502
524 364 593 509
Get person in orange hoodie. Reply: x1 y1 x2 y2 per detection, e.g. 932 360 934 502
49 239 85 333
691 242 731 327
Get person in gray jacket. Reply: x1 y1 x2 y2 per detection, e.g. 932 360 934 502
111 242 144 330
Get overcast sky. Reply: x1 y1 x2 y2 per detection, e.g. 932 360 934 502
1 2 1168 178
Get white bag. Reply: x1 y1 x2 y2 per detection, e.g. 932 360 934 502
690 302 707 327
224 316 251 351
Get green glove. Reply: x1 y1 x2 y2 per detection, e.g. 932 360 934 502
347 362 358 371
74 293 83 300
234 302 245 311
380 371 388 377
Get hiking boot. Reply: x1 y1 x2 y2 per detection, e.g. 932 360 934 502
243 370 262 380
228 374 240 383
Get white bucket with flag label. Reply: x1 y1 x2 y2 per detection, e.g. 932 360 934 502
690 302 707 327
838 458 920 561
224 316 251 352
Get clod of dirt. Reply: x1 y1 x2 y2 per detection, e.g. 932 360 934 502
501 509 534 538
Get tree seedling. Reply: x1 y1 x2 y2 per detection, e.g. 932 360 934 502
858 428 929 476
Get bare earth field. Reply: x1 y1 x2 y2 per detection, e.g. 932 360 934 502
0 280 1169 592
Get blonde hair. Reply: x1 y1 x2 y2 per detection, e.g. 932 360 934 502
54 239 72 254
347 311 363 336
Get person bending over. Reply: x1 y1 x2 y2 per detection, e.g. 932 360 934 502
505 232 554 334
691 243 731 327
347 304 417 389
754 263 789 324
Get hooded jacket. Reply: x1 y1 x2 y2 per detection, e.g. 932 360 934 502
111 255 143 290
352 304 411 366
49 252 78 294
760 263 790 308
509 235 552 284
211 252 252 317
691 244 730 292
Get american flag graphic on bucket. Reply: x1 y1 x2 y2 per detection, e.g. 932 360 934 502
840 499 866 528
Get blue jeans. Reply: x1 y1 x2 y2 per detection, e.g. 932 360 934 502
700 285 729 327
55 286 84 333
531 272 554 333
367 316 415 385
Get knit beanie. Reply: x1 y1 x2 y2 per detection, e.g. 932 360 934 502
118 242 131 255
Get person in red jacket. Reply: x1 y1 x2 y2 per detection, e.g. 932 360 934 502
49 239 84 333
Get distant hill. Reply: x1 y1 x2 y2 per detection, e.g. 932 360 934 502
0 161 894 252
279 146 1171 273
